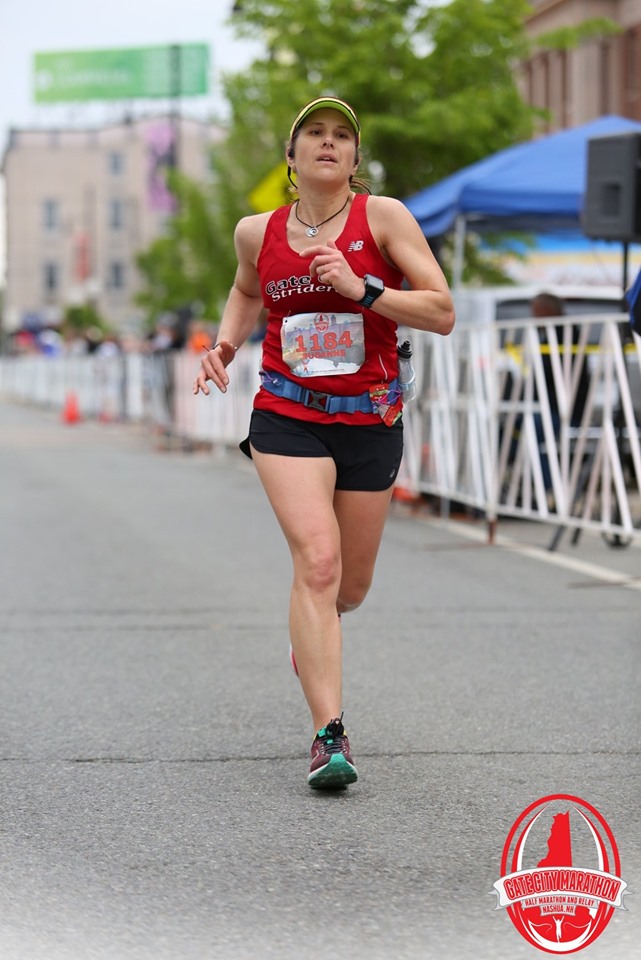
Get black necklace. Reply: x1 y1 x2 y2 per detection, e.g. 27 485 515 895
295 196 350 237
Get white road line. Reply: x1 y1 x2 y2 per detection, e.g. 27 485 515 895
429 518 641 593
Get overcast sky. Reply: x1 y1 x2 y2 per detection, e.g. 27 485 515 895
0 0 262 141
0 0 263 279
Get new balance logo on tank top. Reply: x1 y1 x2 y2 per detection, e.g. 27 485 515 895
255 193 404 425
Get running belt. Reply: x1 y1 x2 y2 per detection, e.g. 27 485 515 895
260 370 399 414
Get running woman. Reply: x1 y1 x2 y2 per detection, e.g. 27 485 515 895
194 96 454 789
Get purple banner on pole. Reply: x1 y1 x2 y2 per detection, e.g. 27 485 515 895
146 123 177 213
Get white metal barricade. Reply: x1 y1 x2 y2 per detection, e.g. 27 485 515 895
401 313 641 542
2 317 640 542
0 353 129 421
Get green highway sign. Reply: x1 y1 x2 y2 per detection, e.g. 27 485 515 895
33 44 209 103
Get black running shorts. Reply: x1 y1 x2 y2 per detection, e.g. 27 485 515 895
240 409 403 492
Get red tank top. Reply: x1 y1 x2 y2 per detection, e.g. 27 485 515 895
254 193 404 425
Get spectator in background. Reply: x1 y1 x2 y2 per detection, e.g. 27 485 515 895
149 318 176 352
85 326 106 354
187 319 213 354
531 292 590 428
63 329 89 356
94 333 122 358
531 292 591 493
13 329 38 354
37 324 64 356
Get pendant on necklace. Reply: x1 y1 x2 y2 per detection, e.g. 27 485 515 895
306 226 318 238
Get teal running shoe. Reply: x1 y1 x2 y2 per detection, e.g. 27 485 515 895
307 714 358 789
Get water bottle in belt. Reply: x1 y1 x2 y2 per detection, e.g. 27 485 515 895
397 339 417 403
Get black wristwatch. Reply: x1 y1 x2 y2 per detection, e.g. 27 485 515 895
357 274 385 308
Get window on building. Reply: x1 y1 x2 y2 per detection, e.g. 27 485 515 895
43 261 59 294
108 261 126 290
625 29 639 117
600 41 611 114
559 49 570 128
109 198 124 230
541 52 550 124
524 60 533 106
108 151 124 175
42 199 59 231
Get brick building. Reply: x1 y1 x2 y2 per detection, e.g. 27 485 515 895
523 0 641 130
1 115 223 333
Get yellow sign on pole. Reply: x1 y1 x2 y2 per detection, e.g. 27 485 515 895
248 162 291 213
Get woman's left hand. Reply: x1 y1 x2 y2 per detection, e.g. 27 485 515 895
303 239 364 301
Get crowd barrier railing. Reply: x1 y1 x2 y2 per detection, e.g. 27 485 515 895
398 313 641 543
0 352 134 421
1 315 640 544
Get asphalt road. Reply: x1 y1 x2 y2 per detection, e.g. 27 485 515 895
1 400 639 960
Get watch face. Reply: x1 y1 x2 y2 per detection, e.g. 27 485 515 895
365 275 385 295
358 275 384 307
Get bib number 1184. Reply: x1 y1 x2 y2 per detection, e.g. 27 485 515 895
294 330 353 352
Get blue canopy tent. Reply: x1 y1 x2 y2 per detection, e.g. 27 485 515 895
403 115 641 286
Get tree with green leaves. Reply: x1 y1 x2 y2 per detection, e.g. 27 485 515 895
138 0 536 312
135 169 237 327
134 0 619 310
63 302 109 335
225 0 536 200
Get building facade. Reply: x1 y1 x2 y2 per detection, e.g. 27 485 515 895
523 0 641 130
1 115 223 333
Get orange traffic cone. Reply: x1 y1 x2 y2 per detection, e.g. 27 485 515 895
62 391 81 424
392 484 421 503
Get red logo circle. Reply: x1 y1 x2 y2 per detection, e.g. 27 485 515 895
494 794 627 953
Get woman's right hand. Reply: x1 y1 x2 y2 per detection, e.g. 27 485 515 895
193 339 237 395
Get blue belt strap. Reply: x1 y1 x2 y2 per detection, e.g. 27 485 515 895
260 371 399 415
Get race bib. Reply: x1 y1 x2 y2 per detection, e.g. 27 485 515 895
280 312 365 377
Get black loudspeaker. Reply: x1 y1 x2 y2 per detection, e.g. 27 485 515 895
583 132 641 242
